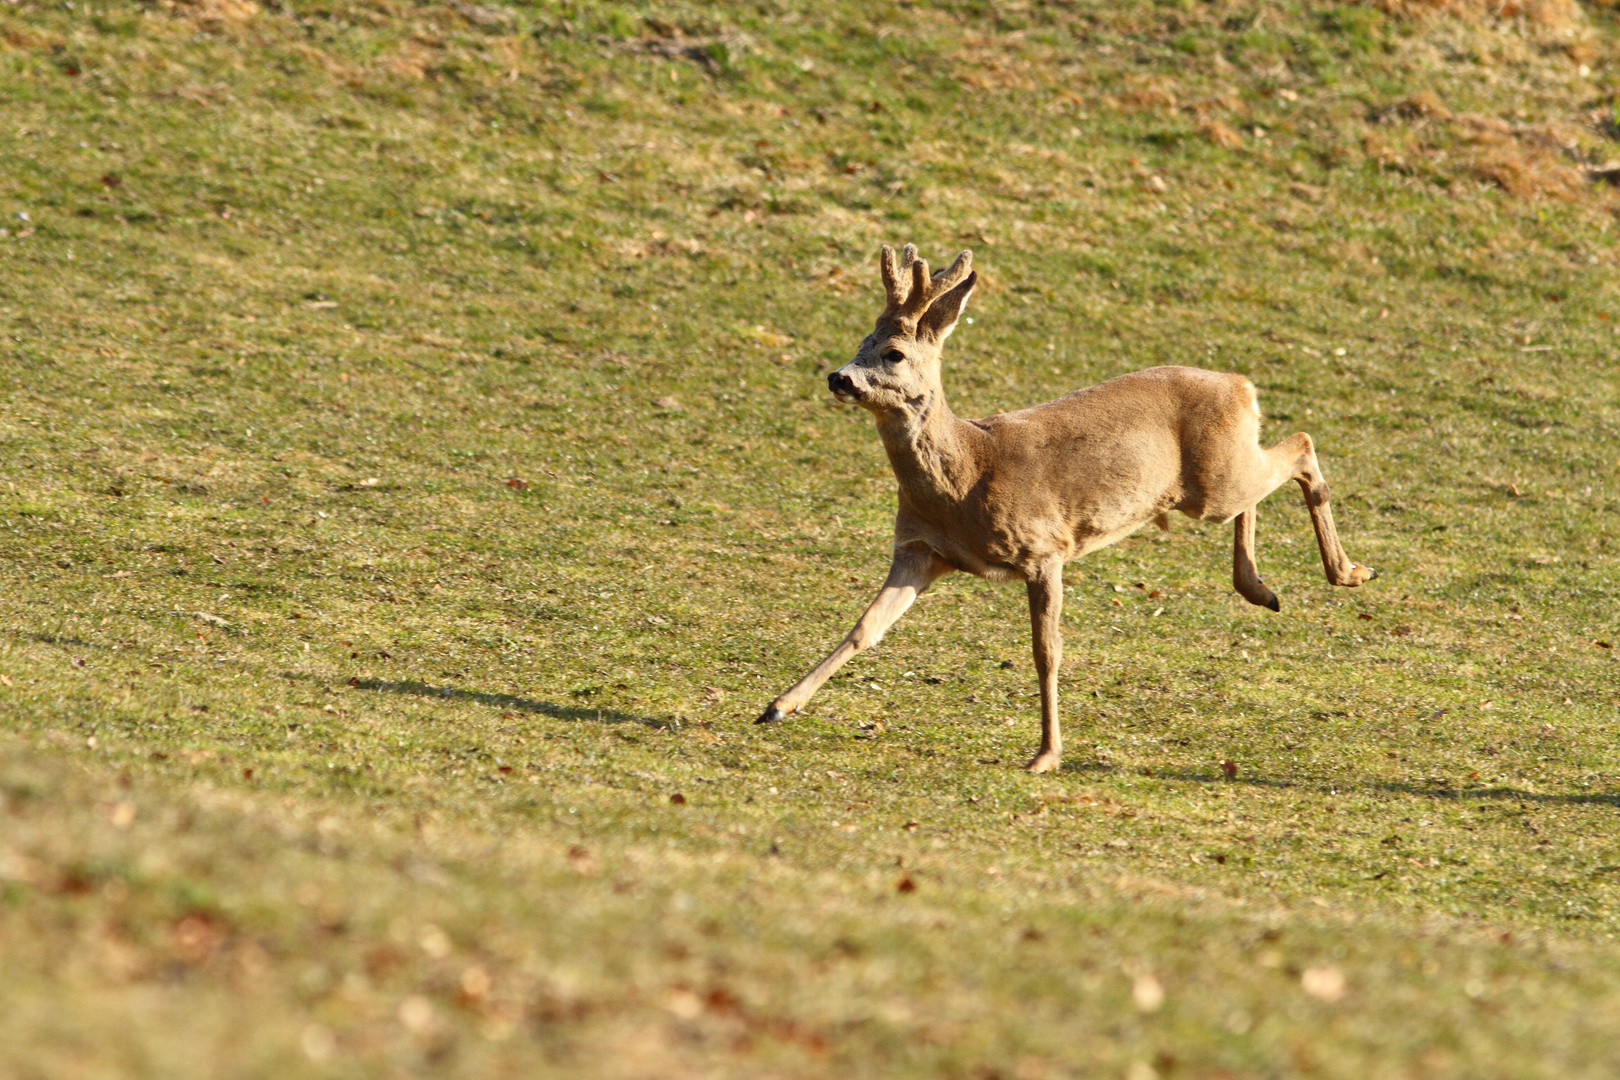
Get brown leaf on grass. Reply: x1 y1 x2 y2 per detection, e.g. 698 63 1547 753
459 964 492 1003
1221 760 1238 780
1200 120 1244 149
364 944 407 978
896 874 916 893
505 477 528 489
1399 90 1453 121
55 870 94 895
652 396 682 410
1120 83 1177 111
567 845 595 875
170 913 229 964
669 792 686 805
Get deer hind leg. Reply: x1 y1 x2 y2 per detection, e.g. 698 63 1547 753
756 546 953 724
1232 506 1280 611
1267 432 1376 588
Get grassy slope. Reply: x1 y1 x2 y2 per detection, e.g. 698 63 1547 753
1 0 1619 1076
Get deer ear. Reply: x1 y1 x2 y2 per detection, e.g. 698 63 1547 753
918 270 976 343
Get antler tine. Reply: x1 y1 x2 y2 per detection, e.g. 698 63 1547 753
900 242 918 267
880 245 907 309
929 250 973 296
900 257 932 317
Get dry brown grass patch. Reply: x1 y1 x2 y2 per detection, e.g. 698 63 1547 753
1200 120 1245 149
1372 0 1585 30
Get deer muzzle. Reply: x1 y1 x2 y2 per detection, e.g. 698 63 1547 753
828 369 862 403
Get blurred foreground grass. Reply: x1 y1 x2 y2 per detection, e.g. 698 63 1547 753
1 1 1619 1076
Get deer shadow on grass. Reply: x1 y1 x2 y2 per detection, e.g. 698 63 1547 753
349 679 675 730
1149 767 1620 809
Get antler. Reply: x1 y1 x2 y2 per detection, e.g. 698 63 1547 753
880 243 919 310
879 245 973 328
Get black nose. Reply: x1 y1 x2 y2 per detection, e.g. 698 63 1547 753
828 371 856 397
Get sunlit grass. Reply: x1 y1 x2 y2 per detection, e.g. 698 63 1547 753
1 0 1619 1076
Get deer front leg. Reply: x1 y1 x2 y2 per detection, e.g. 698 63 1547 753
1024 560 1064 774
1232 506 1280 611
756 546 952 724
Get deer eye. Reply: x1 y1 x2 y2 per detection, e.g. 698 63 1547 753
882 349 906 364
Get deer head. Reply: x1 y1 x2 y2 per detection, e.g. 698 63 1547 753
828 245 977 414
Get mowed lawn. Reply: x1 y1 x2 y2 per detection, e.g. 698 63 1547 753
2 1 1620 1076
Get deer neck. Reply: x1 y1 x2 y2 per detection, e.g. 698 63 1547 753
873 385 981 508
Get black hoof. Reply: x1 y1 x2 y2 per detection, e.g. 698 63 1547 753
755 705 787 725
1266 595 1281 613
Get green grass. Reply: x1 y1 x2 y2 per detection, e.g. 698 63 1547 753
2 0 1620 1076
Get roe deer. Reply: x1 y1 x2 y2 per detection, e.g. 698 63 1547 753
756 244 1377 773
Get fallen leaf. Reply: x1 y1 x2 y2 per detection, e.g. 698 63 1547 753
1200 120 1244 148
669 792 686 805
505 477 529 490
896 874 916 894
1221 760 1238 780
459 965 492 1002
168 913 229 968
653 396 682 410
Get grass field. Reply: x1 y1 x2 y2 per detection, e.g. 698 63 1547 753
2 0 1620 1076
